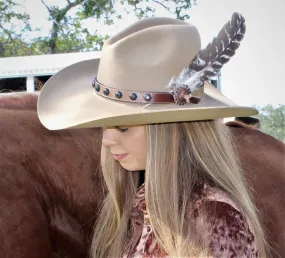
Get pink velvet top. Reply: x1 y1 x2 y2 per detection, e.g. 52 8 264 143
122 183 258 257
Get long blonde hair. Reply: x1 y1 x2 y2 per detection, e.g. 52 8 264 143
91 120 267 257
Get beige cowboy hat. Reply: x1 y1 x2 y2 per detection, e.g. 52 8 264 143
37 14 258 130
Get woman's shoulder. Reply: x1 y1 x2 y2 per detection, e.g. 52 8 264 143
190 183 259 257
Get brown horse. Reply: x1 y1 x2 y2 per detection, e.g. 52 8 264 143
0 93 105 258
0 93 284 258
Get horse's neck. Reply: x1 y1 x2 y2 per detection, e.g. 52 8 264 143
0 92 39 111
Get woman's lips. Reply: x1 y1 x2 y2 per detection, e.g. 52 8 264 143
112 153 128 161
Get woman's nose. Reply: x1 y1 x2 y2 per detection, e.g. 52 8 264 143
102 128 118 147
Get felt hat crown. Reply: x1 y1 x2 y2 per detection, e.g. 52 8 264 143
37 14 257 130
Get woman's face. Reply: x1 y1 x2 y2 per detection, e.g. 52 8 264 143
102 125 147 171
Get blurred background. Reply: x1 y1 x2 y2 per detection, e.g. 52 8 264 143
0 0 284 141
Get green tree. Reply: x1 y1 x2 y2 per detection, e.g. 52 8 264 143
124 0 195 20
1 0 196 56
0 0 32 56
37 0 114 54
255 104 285 142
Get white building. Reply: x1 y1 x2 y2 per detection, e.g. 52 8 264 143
0 51 101 93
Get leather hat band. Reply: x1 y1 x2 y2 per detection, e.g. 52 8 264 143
93 77 202 105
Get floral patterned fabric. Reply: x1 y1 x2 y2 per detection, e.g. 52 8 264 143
122 183 258 258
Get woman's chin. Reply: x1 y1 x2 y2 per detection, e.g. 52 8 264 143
119 162 145 172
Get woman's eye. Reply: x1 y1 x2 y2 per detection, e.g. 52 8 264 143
116 126 128 133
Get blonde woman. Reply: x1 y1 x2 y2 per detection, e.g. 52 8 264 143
38 13 268 257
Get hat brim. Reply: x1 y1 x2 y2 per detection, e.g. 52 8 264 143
37 58 258 130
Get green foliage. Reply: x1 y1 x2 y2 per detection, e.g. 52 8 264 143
0 0 31 57
0 0 31 32
124 0 196 20
255 105 285 142
0 35 29 56
1 0 197 56
38 0 116 53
